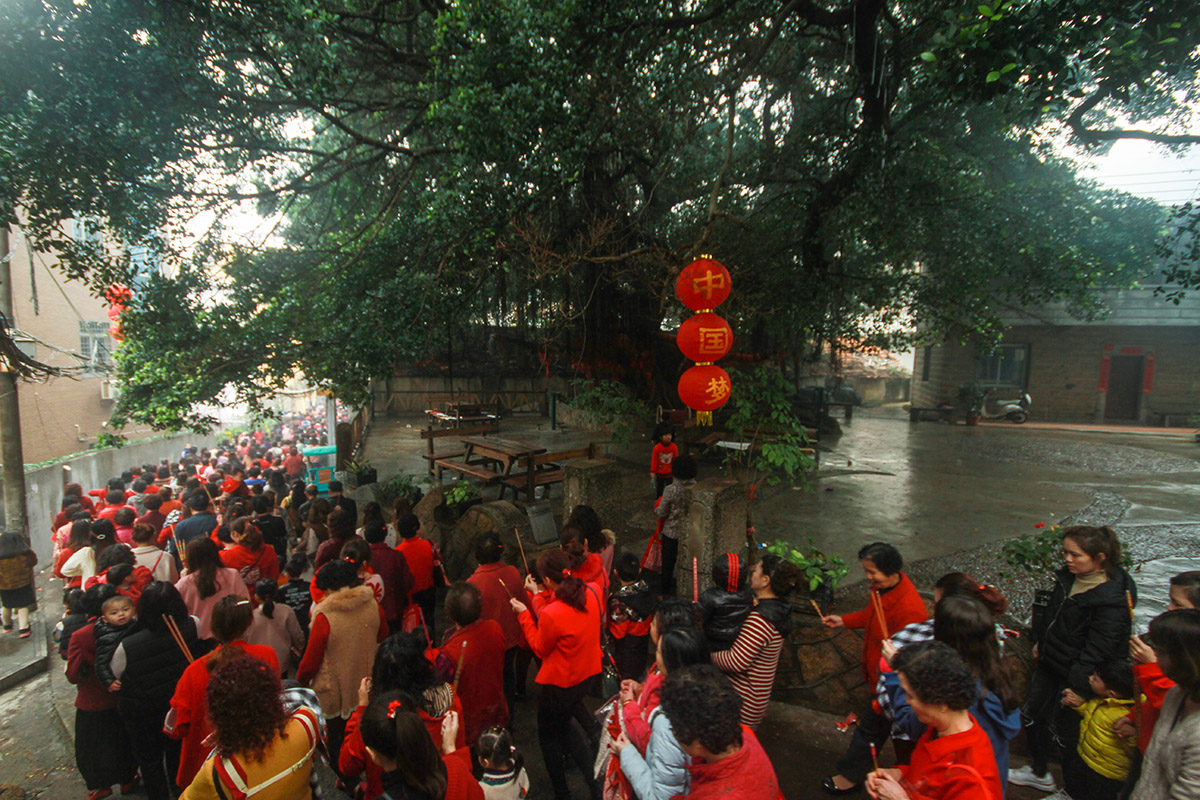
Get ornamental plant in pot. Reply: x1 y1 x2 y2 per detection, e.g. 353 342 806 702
956 381 986 425
438 480 481 523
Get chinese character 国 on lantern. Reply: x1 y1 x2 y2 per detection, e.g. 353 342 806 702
675 257 733 425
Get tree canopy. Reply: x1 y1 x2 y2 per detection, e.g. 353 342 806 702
0 0 1194 430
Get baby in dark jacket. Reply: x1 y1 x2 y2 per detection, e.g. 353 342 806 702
608 552 657 680
93 593 137 691
698 553 754 652
54 587 88 661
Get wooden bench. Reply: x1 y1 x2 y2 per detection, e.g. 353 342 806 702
434 458 504 484
906 405 955 423
500 444 599 503
419 422 498 475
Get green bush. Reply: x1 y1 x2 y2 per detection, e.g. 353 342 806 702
1002 523 1133 577
377 473 424 506
443 480 480 506
567 379 651 448
764 537 848 592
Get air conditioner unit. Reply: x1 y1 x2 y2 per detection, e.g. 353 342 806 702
100 380 122 401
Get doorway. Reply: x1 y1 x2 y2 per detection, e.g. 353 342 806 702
1105 355 1144 420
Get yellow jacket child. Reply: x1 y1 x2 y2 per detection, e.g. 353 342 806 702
1074 695 1138 781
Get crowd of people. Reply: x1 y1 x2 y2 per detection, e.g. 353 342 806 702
0 418 1194 800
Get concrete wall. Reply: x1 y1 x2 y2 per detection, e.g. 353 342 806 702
2 432 221 562
5 220 158 462
911 326 1200 423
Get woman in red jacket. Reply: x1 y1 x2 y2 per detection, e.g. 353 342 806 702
218 516 280 591
168 595 279 789
360 691 483 800
866 641 1002 800
560 525 609 602
511 549 603 800
823 542 928 686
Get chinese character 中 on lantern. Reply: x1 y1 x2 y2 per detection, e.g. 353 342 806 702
675 257 731 311
676 312 733 363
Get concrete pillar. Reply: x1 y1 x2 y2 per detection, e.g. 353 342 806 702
678 478 749 599
562 458 621 526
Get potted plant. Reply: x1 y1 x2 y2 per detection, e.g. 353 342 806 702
956 381 986 425
341 458 378 489
439 480 482 521
764 538 848 610
377 473 425 507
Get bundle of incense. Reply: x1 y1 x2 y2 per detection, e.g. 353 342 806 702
452 642 467 694
497 577 515 599
512 526 530 574
163 615 194 663
810 598 824 618
871 591 889 639
692 557 699 603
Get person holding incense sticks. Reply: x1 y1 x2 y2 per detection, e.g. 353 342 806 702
711 554 801 729
1008 525 1137 795
468 533 530 707
110 582 200 800
441 581 508 745
823 542 928 687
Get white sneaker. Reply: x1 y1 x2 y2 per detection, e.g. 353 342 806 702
1042 792 1074 800
1008 765 1058 792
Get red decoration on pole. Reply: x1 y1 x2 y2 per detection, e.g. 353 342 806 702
676 312 732 363
674 257 733 426
678 364 732 415
675 258 731 311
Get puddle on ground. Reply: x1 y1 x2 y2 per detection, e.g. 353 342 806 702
1132 556 1200 634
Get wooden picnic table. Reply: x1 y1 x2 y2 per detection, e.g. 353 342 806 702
436 435 546 484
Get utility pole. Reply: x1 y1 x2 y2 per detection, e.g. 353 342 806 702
0 223 28 534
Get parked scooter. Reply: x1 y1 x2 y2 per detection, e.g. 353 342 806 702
981 390 1031 423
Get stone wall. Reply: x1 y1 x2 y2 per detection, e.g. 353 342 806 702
677 478 749 597
3 432 222 561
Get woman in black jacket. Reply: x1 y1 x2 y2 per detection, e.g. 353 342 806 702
110 582 203 800
1009 525 1137 793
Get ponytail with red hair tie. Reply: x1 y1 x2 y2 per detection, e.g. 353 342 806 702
386 699 404 720
562 569 572 579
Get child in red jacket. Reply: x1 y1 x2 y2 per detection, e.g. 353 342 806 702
650 421 678 499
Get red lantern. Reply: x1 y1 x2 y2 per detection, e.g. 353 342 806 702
676 312 732 362
104 284 132 306
675 258 731 311
678 364 732 415
108 323 123 341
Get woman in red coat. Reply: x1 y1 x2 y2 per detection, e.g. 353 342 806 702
360 692 482 800
441 582 508 743
823 542 928 686
512 549 602 800
168 595 279 789
866 641 1002 800
218 516 280 591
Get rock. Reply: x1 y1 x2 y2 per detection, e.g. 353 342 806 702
438 501 548 581
0 785 29 800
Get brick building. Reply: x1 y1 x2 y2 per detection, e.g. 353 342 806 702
4 220 154 463
911 284 1200 424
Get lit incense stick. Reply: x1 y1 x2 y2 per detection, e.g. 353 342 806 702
810 598 824 618
452 642 467 695
870 742 880 774
513 526 530 575
692 557 699 603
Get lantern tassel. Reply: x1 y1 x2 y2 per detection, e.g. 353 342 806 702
696 411 713 426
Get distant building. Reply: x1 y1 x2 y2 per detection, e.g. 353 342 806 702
5 219 155 463
911 282 1200 424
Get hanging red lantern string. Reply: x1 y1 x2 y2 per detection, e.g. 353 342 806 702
675 257 733 426
676 312 732 363
675 258 731 312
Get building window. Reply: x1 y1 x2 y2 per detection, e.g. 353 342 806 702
79 321 113 375
976 344 1029 389
921 345 932 382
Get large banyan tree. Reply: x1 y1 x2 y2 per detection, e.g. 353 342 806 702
1 0 1195 429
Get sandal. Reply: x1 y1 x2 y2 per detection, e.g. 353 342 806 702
18 628 31 639
87 790 113 800
2 624 12 633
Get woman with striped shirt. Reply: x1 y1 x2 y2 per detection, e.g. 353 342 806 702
711 554 800 728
